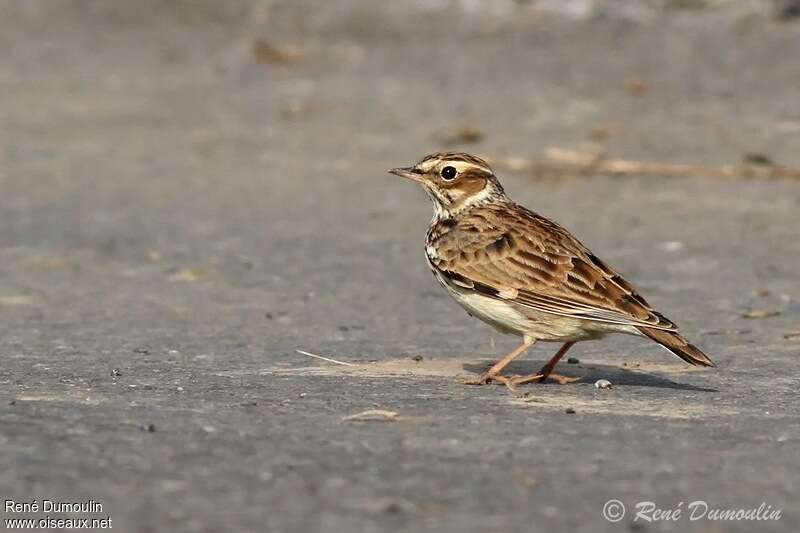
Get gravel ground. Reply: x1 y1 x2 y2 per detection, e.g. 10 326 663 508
1 1 799 532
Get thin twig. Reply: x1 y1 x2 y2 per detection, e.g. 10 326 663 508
295 349 356 366
490 147 800 180
342 409 399 422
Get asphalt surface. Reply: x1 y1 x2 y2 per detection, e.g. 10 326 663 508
1 1 799 532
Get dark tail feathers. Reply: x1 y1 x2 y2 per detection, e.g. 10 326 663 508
638 327 716 367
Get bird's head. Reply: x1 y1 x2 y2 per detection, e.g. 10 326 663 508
389 152 507 216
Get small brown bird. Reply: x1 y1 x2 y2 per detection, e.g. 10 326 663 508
390 151 715 387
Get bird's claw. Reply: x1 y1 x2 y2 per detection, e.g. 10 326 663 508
459 372 497 385
460 371 579 388
503 372 580 390
547 373 581 385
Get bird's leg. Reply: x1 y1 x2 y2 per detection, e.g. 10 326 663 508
461 339 536 385
538 341 577 382
505 342 580 389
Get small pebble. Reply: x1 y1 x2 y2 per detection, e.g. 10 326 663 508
658 241 684 253
565 407 576 414
411 355 423 362
141 423 156 433
567 357 580 364
742 308 780 319
776 0 800 21
522 393 546 404
383 502 404 514
110 368 122 377
594 379 613 389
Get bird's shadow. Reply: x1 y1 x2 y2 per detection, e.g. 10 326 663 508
463 360 718 392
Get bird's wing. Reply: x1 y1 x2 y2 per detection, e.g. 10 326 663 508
429 204 677 331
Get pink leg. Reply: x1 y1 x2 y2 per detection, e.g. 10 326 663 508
461 339 536 385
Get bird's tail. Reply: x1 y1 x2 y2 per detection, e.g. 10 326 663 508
638 327 716 367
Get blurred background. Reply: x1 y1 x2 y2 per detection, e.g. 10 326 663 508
1 1 799 532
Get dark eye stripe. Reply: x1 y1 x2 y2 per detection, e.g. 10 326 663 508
457 168 492 180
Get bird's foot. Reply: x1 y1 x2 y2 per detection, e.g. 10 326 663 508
459 372 500 385
500 372 581 391
500 373 545 391
548 372 581 385
461 371 580 388
458 372 497 385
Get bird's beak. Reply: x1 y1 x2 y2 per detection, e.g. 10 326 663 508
388 167 422 182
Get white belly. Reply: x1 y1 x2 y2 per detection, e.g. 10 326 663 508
449 289 532 336
439 276 626 342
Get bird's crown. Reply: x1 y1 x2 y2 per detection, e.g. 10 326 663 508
389 151 506 214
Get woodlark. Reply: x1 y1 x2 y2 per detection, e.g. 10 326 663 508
390 151 715 387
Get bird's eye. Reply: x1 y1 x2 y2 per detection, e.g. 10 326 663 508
440 166 457 181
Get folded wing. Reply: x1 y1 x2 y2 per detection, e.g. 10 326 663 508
429 204 677 331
